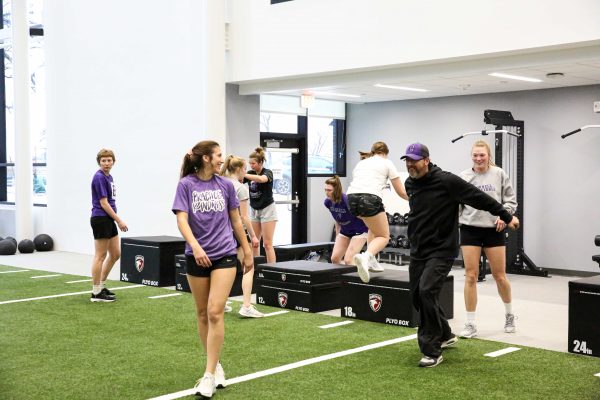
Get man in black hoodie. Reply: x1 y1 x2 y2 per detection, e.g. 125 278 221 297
401 143 519 368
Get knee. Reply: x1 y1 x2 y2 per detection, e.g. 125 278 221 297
196 307 208 323
331 255 342 264
263 240 274 250
110 251 121 261
492 271 509 285
207 304 224 325
343 255 354 265
464 272 478 286
94 253 107 263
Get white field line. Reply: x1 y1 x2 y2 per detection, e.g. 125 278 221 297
31 274 62 279
263 310 290 317
147 333 418 400
0 284 144 305
148 293 182 299
484 347 521 358
66 279 93 283
594 372 600 378
0 270 30 274
319 320 354 329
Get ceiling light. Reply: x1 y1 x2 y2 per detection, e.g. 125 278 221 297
374 83 429 92
312 91 361 98
489 72 542 83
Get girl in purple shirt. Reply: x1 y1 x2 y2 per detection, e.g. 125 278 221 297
324 176 368 266
172 140 253 398
89 149 128 302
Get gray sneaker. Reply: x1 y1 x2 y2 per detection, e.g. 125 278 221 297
224 301 233 313
441 334 458 349
419 355 443 368
459 322 478 338
367 253 384 272
504 313 516 333
239 304 264 318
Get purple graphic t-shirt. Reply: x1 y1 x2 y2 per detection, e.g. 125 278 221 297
91 170 116 217
172 174 239 259
324 193 368 236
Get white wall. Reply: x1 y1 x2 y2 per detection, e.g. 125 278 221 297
347 84 600 272
228 0 600 82
44 1 221 254
225 84 260 157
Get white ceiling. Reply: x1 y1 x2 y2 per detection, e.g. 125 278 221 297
237 43 600 103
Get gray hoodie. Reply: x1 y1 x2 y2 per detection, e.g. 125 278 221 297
458 165 517 228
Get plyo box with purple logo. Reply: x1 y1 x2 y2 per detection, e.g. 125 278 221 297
568 275 600 358
341 270 453 327
120 236 185 287
255 260 354 313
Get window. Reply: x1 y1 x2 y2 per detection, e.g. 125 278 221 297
307 116 345 176
0 0 46 205
260 112 298 134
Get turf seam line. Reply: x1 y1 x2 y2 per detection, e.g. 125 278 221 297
263 310 290 317
319 320 354 329
148 293 182 299
0 284 144 305
66 279 93 283
146 333 417 400
0 270 30 274
484 347 521 357
31 274 62 279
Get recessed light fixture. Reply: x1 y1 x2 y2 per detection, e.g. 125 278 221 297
312 91 361 98
374 83 429 92
489 72 542 83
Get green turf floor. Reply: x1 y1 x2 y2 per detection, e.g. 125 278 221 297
1 265 599 400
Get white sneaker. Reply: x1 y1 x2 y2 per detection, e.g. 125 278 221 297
224 301 232 313
459 322 478 338
194 372 216 398
353 253 370 283
239 304 264 318
504 313 517 333
367 253 384 272
215 362 226 388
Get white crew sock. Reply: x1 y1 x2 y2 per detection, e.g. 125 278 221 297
504 302 513 315
101 280 106 289
466 311 476 323
92 285 102 295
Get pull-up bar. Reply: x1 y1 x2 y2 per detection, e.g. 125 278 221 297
451 129 521 143
561 125 600 139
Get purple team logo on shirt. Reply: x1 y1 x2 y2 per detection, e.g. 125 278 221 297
192 190 226 213
135 255 145 272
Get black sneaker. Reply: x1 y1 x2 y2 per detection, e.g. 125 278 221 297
102 287 116 297
419 355 443 368
91 290 116 303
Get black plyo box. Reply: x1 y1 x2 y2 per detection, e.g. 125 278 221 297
255 260 354 312
341 270 454 327
273 242 334 262
568 275 600 358
120 236 185 287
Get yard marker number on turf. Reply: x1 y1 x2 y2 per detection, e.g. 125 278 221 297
319 320 354 329
66 279 93 283
0 270 30 274
147 333 418 400
148 293 182 299
31 274 62 279
484 347 521 358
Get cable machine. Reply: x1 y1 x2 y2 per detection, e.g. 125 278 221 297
452 109 548 277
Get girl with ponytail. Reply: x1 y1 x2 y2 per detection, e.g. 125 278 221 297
244 147 278 263
324 175 368 265
221 155 264 318
172 140 254 397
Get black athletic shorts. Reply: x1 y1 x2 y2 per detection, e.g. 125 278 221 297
460 225 506 248
347 193 385 218
185 254 237 278
90 216 118 240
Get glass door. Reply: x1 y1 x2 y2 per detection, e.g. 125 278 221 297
261 136 307 245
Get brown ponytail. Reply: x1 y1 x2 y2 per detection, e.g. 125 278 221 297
249 147 266 164
180 140 220 178
221 155 246 177
370 141 389 156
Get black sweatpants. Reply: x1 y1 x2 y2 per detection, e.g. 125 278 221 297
409 257 454 357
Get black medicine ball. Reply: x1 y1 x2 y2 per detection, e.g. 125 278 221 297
0 239 17 255
18 239 35 254
34 234 54 252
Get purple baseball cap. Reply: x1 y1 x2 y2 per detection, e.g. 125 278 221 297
400 143 430 160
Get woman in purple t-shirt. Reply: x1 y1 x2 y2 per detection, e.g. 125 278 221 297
172 140 253 398
89 148 128 303
324 176 368 266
